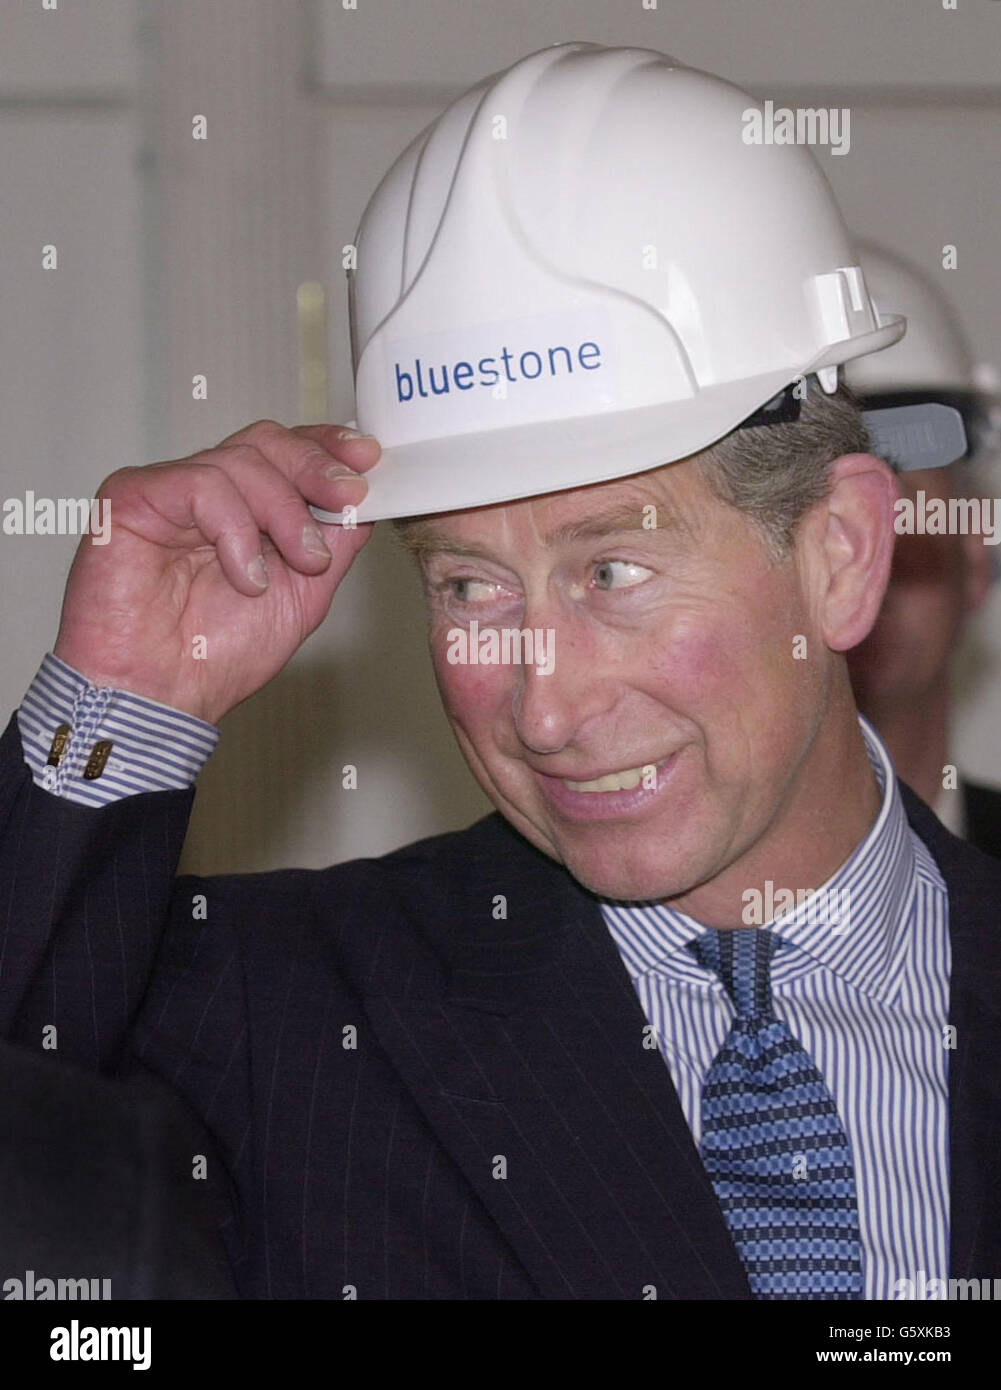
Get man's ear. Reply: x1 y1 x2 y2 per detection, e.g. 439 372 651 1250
960 523 993 616
799 453 900 653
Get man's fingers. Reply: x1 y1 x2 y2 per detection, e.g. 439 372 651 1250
217 419 381 503
289 423 382 473
213 420 379 514
285 424 381 514
106 457 327 592
117 462 272 596
207 444 344 574
102 421 381 597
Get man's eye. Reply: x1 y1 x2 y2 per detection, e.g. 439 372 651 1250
592 559 653 590
448 577 498 602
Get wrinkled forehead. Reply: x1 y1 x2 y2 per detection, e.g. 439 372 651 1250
396 458 711 560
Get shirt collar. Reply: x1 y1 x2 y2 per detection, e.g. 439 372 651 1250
599 715 918 1005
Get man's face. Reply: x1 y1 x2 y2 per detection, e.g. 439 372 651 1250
407 458 831 903
848 467 987 711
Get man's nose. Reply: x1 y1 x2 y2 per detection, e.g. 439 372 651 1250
511 611 615 755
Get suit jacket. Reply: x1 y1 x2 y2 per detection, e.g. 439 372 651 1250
1 710 999 1299
0 1038 234 1298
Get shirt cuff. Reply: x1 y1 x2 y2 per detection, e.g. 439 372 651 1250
17 653 220 806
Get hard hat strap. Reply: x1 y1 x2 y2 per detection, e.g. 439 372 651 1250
736 380 804 431
734 377 970 470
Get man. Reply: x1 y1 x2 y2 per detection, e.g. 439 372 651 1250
845 242 1001 851
2 42 999 1301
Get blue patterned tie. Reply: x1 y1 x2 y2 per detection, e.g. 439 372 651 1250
688 927 864 1299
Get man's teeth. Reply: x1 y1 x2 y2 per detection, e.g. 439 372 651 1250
562 763 653 793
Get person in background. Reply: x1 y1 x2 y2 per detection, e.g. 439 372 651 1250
846 241 1001 853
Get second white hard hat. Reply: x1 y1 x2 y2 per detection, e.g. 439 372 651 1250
845 240 1000 465
847 241 977 395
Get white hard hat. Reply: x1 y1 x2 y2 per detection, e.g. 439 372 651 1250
317 42 904 524
845 240 1000 464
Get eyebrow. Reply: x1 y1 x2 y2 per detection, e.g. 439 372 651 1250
397 499 688 560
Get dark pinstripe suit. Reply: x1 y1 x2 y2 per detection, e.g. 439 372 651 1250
2 711 1000 1299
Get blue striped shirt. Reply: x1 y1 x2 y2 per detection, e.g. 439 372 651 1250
600 715 950 1300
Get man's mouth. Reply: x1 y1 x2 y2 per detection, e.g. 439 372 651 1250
560 758 668 794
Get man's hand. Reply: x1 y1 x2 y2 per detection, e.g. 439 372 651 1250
53 420 380 724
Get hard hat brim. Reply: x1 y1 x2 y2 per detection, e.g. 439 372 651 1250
312 367 852 525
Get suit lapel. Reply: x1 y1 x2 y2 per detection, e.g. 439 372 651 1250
960 777 1001 860
363 814 749 1300
900 782 1001 1280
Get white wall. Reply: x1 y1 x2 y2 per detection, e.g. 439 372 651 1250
2 0 999 874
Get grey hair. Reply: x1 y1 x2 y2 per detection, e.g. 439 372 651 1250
694 380 877 560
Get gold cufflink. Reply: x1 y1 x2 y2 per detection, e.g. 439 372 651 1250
46 724 71 766
82 740 114 780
